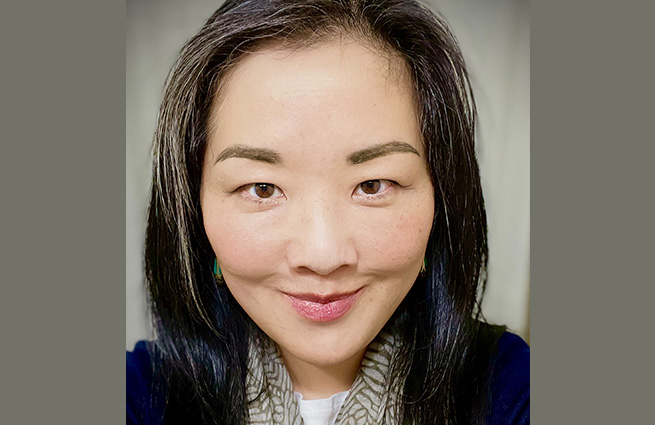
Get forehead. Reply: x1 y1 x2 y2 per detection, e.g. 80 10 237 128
207 39 422 160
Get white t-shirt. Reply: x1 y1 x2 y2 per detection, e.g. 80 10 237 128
294 390 350 425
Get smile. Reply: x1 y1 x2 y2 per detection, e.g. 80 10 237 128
283 289 362 322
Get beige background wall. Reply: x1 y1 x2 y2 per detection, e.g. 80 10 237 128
126 0 530 348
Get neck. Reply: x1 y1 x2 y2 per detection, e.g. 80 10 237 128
279 347 367 400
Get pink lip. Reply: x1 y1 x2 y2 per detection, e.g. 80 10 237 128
283 289 361 322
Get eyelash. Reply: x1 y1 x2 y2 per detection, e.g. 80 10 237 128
235 179 399 203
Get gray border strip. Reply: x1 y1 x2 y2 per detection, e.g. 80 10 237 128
1 1 125 424
531 0 654 423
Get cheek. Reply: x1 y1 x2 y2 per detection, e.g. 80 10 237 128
201 188 434 278
202 206 285 278
358 203 434 271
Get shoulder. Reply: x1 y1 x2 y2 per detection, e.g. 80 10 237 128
127 341 164 425
488 332 530 425
127 340 153 381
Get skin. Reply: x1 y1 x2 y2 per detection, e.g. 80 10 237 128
200 39 435 400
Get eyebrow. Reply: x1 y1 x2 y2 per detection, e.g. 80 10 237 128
213 140 420 165
347 141 420 164
214 144 283 164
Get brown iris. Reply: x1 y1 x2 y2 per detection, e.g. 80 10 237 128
360 180 381 195
254 183 275 198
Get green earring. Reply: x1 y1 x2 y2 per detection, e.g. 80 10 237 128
420 257 427 274
213 258 222 279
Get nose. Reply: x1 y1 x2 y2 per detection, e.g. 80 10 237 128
286 199 358 276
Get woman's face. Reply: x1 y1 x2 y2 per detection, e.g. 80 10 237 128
200 40 434 368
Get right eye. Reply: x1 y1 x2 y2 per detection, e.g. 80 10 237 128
239 183 285 201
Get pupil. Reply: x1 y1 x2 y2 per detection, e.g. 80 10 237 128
362 180 380 194
255 184 273 198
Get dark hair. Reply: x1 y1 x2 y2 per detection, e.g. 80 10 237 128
145 0 504 424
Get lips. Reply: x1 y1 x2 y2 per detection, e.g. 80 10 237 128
283 289 361 322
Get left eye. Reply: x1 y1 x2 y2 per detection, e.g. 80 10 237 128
354 179 394 196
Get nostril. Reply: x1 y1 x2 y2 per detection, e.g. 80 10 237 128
289 254 354 276
286 240 357 276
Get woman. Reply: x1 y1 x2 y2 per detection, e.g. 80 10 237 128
127 1 529 424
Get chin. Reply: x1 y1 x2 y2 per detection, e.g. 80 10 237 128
293 342 366 367
279 322 378 367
